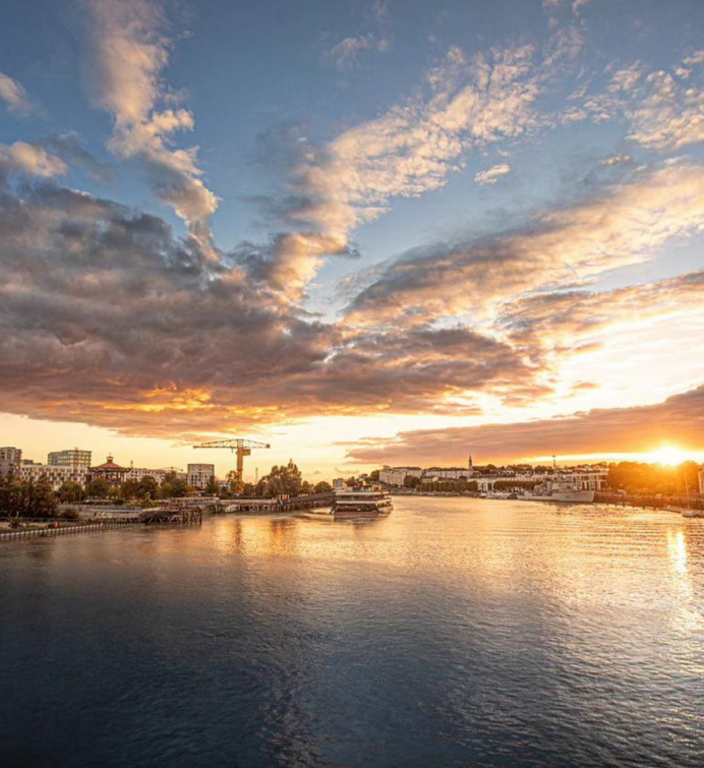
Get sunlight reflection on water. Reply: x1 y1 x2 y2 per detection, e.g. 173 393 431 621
1 498 703 768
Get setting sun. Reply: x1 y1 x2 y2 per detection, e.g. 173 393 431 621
645 446 697 466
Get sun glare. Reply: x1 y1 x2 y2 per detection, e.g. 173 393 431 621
646 446 695 466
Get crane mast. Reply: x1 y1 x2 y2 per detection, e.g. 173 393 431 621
193 438 270 484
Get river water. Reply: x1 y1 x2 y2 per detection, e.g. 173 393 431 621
1 498 703 768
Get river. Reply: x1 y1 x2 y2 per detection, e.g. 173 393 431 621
1 498 703 768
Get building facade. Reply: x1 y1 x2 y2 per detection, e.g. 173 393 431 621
699 467 704 495
423 467 472 481
379 467 423 486
0 446 22 477
88 456 129 486
124 467 168 483
18 463 87 490
48 448 92 470
566 468 609 491
187 463 215 490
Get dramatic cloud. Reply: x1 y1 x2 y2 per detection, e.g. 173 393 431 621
264 30 582 294
346 162 704 326
345 385 704 466
0 72 36 116
83 0 218 256
0 142 67 178
498 269 704 357
566 53 704 151
474 163 511 185
0 178 536 437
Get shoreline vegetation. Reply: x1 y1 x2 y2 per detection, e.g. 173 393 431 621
1 460 702 537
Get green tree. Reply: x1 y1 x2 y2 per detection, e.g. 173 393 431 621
57 480 84 503
0 473 25 519
205 476 221 496
225 470 243 495
85 477 110 498
136 476 159 500
314 481 332 494
257 460 303 497
32 476 58 518
120 478 140 501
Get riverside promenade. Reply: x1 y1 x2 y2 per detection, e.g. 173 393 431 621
0 520 143 542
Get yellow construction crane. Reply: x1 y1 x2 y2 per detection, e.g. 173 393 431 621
193 438 270 483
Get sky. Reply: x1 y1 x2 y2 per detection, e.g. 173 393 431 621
1 0 704 480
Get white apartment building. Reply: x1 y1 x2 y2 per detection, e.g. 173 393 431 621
124 467 167 483
187 463 215 490
379 466 423 486
423 467 474 481
123 467 187 484
566 468 609 491
48 448 92 470
18 463 87 490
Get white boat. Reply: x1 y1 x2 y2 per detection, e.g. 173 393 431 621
522 478 594 503
332 487 393 518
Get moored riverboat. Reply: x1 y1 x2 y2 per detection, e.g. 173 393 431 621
521 478 594 503
332 487 393 518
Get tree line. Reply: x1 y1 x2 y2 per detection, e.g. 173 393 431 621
0 462 333 518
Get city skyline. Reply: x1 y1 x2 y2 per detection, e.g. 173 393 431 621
2 0 704 476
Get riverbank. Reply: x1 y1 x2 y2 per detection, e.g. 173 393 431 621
0 520 142 542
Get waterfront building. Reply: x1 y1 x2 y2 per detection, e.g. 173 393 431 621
423 467 472 481
18 463 87 490
0 446 22 465
379 466 423 486
0 446 22 477
124 466 167 483
48 448 92 471
89 455 129 486
565 467 609 491
188 463 215 490
332 478 348 490
699 467 704 495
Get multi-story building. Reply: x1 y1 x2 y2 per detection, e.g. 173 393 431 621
0 446 22 477
187 463 215 490
0 446 22 465
379 467 423 486
18 463 87 491
124 467 168 484
423 467 472 481
699 467 704 495
48 448 92 471
565 468 609 491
